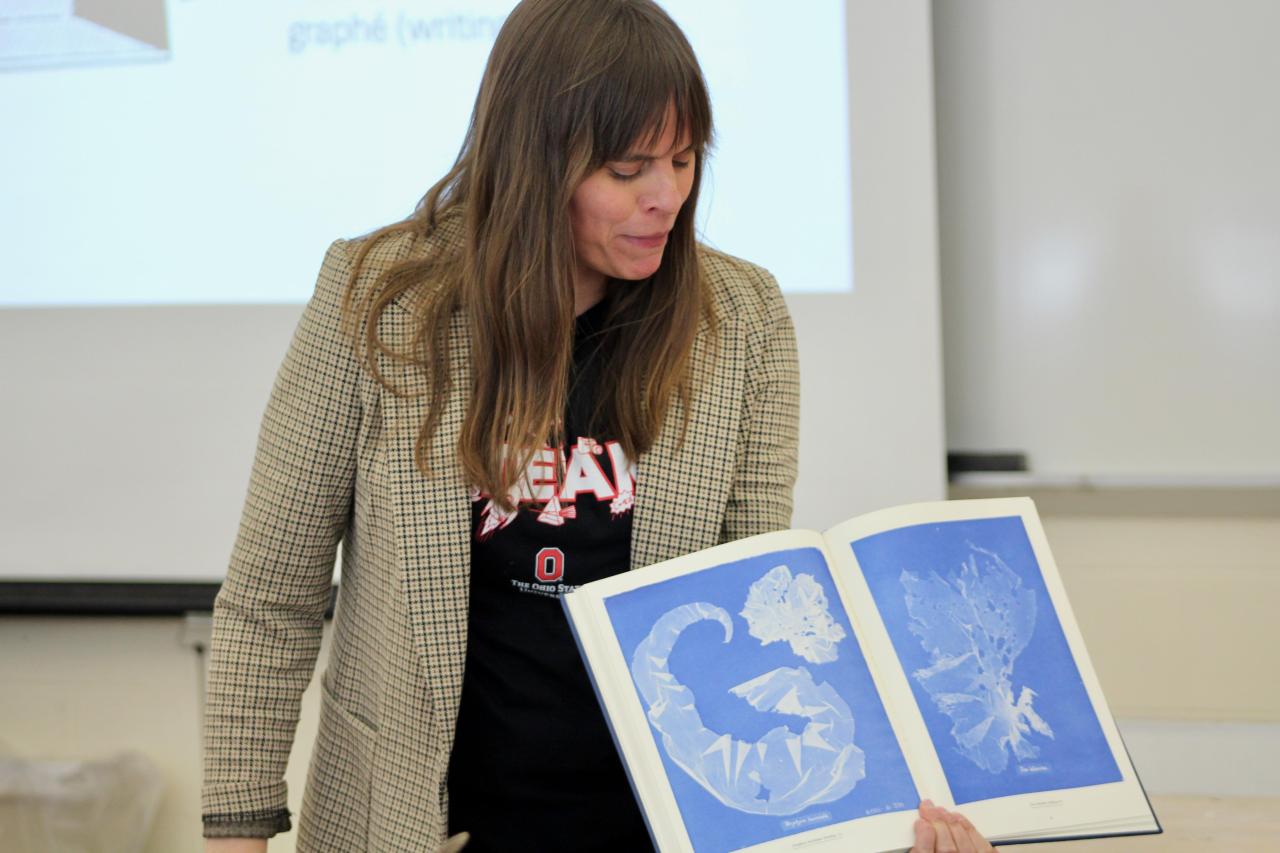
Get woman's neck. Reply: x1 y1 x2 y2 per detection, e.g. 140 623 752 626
573 270 607 317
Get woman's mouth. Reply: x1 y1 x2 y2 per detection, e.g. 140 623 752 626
622 232 668 249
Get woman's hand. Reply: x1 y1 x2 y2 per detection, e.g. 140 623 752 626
435 832 470 853
204 840 266 853
910 799 994 853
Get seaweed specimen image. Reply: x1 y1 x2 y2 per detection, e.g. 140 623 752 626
901 544 1054 774
629 567 865 815
741 564 847 664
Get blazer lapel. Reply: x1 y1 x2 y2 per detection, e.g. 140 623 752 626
631 313 745 569
383 302 473 736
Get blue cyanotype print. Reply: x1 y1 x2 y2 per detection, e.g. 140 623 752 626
605 547 918 853
849 517 1121 804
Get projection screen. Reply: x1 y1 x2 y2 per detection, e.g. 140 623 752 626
0 0 945 590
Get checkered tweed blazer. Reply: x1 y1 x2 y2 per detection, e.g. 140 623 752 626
201 226 800 850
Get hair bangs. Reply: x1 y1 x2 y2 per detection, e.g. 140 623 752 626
585 9 713 165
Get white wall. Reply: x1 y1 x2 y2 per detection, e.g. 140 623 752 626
792 0 947 528
934 0 1280 479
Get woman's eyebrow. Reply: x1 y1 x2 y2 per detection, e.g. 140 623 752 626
614 144 696 163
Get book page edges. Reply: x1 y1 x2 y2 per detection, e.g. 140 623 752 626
821 497 1158 839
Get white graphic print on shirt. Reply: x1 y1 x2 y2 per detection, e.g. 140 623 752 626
471 436 636 541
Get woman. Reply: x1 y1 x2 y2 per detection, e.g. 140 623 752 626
203 1 992 850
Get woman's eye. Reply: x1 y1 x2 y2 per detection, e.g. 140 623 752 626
608 155 692 180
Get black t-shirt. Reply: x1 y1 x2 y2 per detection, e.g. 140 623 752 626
447 300 652 852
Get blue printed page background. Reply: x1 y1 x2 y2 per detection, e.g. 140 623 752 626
604 547 918 853
849 517 1121 804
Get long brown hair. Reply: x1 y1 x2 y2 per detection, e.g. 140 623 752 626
342 0 715 510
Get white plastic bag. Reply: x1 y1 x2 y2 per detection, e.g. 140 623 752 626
0 751 163 853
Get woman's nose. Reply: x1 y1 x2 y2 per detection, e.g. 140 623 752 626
641 166 684 214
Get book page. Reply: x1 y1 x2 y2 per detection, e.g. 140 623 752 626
567 530 921 853
824 498 1157 840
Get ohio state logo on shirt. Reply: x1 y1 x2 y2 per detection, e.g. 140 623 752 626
470 436 636 541
533 547 565 583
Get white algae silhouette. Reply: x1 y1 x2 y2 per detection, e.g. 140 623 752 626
630 601 866 815
901 545 1054 774
741 565 847 664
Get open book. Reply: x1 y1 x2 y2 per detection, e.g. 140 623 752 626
562 498 1160 852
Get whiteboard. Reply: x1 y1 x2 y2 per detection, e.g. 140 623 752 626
935 0 1280 482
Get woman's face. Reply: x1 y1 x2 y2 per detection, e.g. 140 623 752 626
570 115 696 297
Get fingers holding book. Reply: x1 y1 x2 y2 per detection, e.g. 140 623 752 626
911 799 994 853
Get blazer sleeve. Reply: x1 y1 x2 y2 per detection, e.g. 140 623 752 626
719 265 801 542
201 240 361 838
